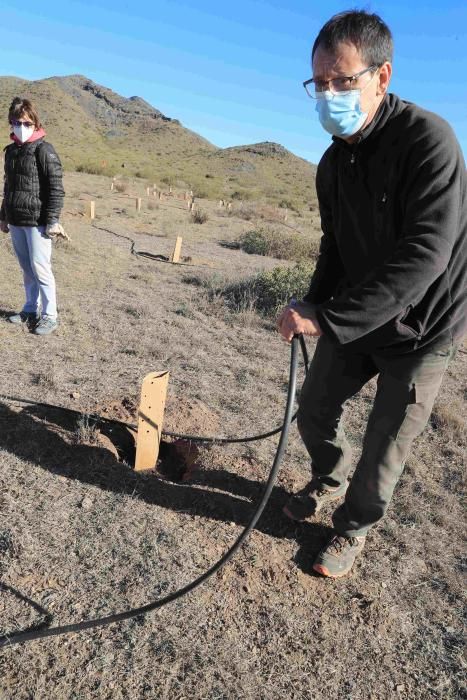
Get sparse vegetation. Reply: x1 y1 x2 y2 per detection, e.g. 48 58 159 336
431 400 466 443
231 189 253 201
0 150 464 700
76 162 115 177
220 262 314 316
73 415 100 445
114 180 129 193
190 208 209 224
238 226 320 262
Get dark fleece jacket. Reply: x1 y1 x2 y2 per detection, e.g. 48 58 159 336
1 138 65 227
305 93 466 355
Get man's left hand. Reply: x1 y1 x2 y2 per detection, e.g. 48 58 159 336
276 301 323 342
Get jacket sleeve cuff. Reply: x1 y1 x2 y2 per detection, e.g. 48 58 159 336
315 309 339 343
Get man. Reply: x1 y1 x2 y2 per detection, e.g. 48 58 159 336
277 11 466 578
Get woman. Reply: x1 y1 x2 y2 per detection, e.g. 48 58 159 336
0 97 65 335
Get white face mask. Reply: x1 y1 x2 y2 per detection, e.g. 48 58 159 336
13 124 35 143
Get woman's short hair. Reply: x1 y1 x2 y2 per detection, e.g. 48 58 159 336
8 97 42 129
312 10 393 67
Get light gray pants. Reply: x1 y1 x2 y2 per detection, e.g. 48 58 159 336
297 335 456 537
10 225 57 319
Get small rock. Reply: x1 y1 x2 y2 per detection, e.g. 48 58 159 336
80 496 93 510
71 391 80 399
396 685 405 693
381 582 388 589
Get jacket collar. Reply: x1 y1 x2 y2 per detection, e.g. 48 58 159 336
332 93 403 150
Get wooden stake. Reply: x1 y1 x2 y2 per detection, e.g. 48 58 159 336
171 236 183 263
85 201 95 219
136 197 142 211
135 371 170 471
110 182 114 191
146 187 151 196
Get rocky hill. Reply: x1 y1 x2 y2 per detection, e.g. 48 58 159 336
0 75 316 206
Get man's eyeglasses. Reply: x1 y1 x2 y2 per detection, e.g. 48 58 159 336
303 65 378 99
10 119 34 128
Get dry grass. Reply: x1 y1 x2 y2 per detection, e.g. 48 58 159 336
430 399 466 444
0 171 465 699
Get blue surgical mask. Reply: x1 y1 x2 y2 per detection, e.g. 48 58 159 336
315 90 368 138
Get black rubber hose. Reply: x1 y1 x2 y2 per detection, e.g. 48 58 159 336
1 337 309 445
0 335 302 648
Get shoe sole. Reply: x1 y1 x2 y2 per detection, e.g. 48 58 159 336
282 485 348 522
312 563 352 578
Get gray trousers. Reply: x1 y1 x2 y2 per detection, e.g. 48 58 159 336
297 335 456 537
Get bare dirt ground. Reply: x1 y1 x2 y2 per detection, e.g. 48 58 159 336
0 173 465 699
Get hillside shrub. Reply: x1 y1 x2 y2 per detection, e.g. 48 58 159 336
135 169 153 179
114 180 129 193
191 208 209 224
238 226 319 262
192 186 210 199
76 162 114 177
161 174 176 186
220 263 314 317
278 198 300 213
231 189 253 201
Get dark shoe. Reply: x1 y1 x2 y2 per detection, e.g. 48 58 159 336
7 311 39 326
34 316 58 336
283 478 348 521
313 533 366 578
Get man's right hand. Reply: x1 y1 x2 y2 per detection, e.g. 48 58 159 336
276 300 323 342
0 221 9 233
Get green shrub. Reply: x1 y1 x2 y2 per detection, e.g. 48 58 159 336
238 226 319 262
220 263 314 317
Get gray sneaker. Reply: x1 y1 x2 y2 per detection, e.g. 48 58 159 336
34 316 58 336
283 478 348 521
8 311 39 325
313 533 366 578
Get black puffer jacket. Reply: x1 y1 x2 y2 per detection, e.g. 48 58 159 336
306 93 466 355
0 138 65 226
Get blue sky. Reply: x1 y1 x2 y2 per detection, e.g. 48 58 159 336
0 0 466 163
